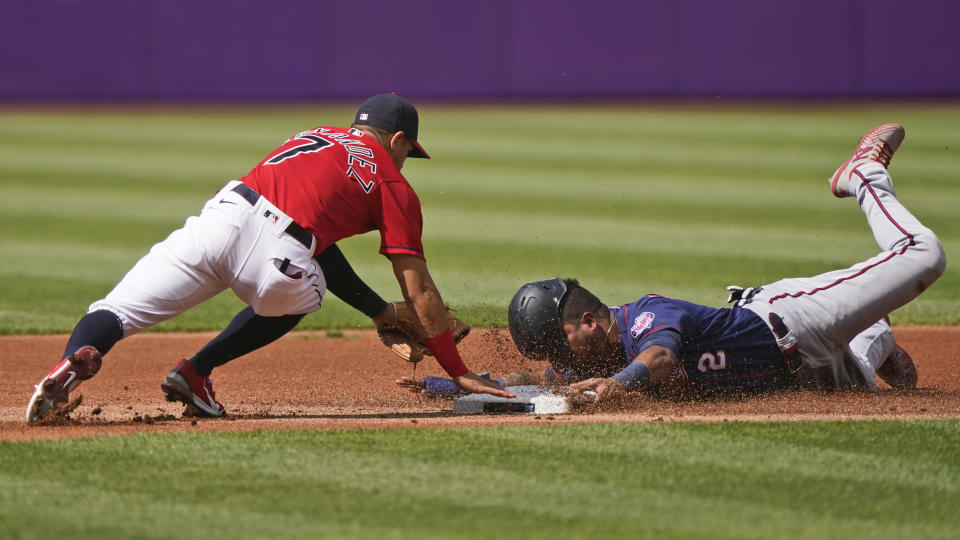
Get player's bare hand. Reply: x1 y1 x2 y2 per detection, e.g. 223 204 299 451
454 372 516 398
570 377 626 403
394 376 425 394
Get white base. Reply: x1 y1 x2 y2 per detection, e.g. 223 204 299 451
452 385 572 415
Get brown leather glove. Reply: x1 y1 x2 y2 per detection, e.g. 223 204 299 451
377 301 470 363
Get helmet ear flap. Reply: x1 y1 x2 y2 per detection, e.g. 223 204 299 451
508 278 575 368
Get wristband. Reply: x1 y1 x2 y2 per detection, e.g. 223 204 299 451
423 329 469 377
423 376 468 396
611 362 651 391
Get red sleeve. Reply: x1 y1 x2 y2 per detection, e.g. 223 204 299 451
376 181 425 259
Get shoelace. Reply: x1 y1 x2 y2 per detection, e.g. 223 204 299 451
874 142 895 167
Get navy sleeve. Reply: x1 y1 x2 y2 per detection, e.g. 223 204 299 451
620 297 693 359
314 243 388 318
636 328 682 355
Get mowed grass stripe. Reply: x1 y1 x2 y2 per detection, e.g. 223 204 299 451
1 104 958 333
1 421 958 539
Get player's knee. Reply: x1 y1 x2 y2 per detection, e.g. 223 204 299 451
913 230 946 289
87 301 139 338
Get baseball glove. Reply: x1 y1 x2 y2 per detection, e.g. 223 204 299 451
377 301 470 363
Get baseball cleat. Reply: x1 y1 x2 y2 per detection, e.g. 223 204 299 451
26 345 103 424
875 344 918 390
829 123 905 198
161 359 226 417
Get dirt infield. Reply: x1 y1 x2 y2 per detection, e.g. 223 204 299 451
2 326 958 441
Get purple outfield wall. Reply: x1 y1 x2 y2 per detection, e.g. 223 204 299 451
1 0 958 100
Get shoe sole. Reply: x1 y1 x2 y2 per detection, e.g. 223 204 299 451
161 373 226 417
25 383 54 424
876 345 918 390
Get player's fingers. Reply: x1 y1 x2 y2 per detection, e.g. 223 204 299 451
570 378 600 392
460 377 516 398
484 386 516 399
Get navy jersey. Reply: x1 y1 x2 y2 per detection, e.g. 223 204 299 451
611 295 790 393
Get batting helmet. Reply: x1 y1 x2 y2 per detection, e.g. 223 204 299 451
508 278 575 368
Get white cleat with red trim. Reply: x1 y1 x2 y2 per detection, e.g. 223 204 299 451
829 123 905 198
26 345 103 424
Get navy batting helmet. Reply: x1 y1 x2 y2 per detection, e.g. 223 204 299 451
508 278 575 368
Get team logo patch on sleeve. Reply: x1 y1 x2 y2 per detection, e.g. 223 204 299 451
630 312 655 338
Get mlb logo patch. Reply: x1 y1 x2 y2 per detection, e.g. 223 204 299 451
630 312 655 338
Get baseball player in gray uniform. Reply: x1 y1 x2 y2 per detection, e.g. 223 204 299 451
490 123 942 404
731 122 945 390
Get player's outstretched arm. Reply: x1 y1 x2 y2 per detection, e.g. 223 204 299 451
389 254 515 398
395 370 536 397
389 254 454 336
571 345 677 403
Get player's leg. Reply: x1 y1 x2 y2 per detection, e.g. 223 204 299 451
159 307 305 417
26 197 241 424
822 124 945 327
159 184 325 417
843 317 917 390
24 309 127 420
61 309 124 358
795 157 945 341
190 307 306 374
90 216 234 335
744 125 944 387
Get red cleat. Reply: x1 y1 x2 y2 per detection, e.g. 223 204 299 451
161 359 226 417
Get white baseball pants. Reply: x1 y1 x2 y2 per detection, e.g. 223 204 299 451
90 181 326 337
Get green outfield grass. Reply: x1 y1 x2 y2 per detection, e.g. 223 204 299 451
1 103 958 333
1 420 958 539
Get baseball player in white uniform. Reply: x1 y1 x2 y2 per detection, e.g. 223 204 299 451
25 93 514 424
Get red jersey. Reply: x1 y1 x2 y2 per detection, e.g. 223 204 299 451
240 126 425 259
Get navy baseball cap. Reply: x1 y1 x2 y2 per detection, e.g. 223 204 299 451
354 93 430 159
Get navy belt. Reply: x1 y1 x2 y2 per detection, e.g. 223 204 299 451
768 312 803 374
231 184 313 249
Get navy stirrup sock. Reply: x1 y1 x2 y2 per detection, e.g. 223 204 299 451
191 307 304 375
63 310 124 359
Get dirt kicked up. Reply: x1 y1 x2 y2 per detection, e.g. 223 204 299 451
2 327 959 441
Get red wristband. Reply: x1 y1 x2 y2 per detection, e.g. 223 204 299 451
423 329 469 377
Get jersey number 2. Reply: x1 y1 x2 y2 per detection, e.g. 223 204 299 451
697 350 727 373
265 135 333 165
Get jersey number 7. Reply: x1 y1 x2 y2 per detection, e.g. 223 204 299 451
265 135 333 165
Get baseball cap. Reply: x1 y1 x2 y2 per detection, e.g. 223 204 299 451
354 93 430 159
